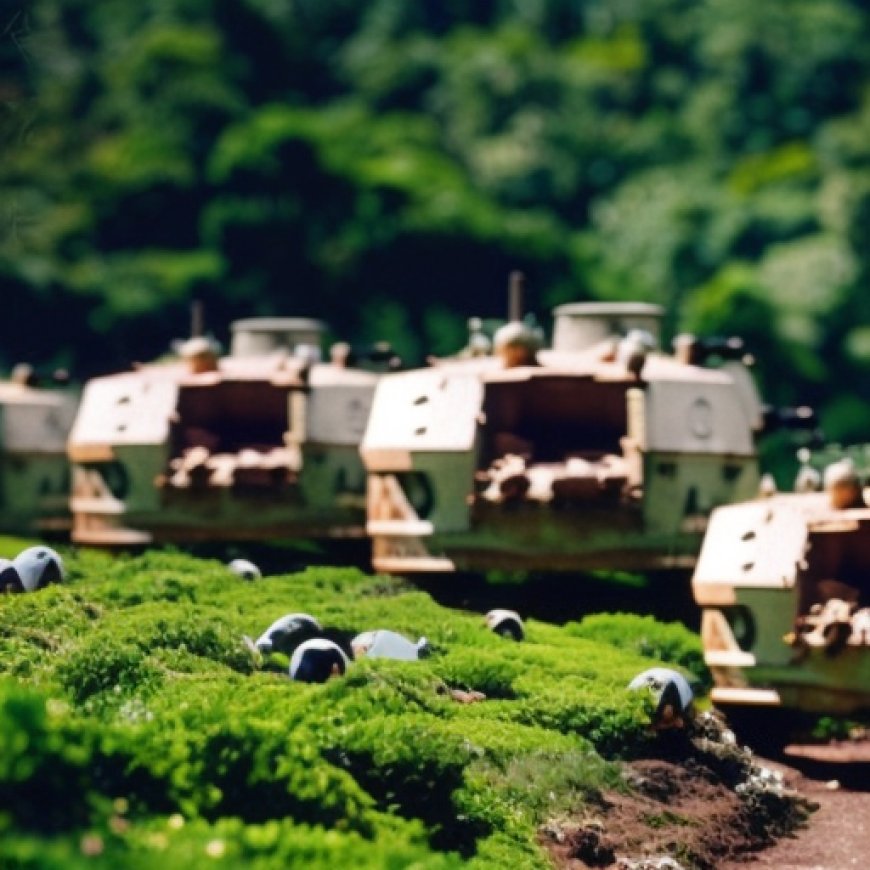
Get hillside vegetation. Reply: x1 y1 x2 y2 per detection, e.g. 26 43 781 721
0 544 718 867
3 1 870 442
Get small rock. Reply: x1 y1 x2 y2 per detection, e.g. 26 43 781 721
485 609 524 641
254 613 321 654
228 558 261 580
449 688 486 704
628 667 694 730
10 546 65 592
290 638 349 683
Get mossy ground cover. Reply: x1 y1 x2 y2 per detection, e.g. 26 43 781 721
0 540 712 868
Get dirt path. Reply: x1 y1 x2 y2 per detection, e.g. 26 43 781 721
720 740 870 870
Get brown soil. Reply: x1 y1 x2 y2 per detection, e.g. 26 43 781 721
540 738 870 870
718 739 870 870
540 743 812 869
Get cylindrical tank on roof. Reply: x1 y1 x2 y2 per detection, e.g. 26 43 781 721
551 302 663 352
230 318 327 358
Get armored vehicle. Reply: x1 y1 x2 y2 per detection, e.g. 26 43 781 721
693 480 870 719
0 376 78 535
362 301 764 574
68 318 379 545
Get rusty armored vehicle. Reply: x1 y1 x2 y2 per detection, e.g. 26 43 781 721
362 298 764 574
68 318 381 545
693 458 870 722
0 373 78 536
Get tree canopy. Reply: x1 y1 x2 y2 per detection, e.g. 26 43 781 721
3 0 870 438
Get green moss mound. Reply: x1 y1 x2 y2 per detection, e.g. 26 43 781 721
0 543 699 867
566 612 710 689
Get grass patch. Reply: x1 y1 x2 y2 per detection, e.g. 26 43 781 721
0 539 704 867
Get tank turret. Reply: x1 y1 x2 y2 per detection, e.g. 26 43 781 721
362 281 763 574
693 471 870 720
230 318 327 359
67 317 378 545
552 302 663 353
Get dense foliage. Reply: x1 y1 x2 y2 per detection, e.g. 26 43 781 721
3 0 870 436
0 543 705 867
566 612 708 689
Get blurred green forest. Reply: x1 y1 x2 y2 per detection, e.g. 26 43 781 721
3 0 870 439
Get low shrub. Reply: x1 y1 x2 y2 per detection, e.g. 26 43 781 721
0 814 461 869
61 643 163 703
0 545 710 866
0 685 97 833
565 612 710 688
